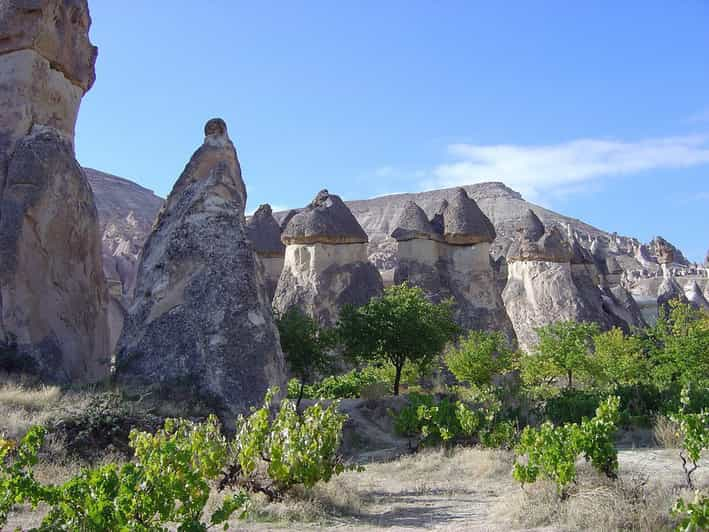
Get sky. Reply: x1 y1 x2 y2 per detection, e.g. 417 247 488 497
76 1 709 263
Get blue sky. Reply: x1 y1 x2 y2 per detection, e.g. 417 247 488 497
76 1 709 262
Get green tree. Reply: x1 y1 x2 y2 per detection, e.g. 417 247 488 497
592 327 646 390
337 283 459 395
276 307 334 408
641 300 709 389
445 329 519 392
522 321 600 391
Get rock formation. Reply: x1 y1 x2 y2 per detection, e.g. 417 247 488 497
115 119 285 414
246 204 285 302
274 190 383 325
392 191 515 341
685 281 709 310
0 0 110 382
503 210 590 351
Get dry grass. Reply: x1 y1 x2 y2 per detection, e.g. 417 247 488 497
653 415 682 449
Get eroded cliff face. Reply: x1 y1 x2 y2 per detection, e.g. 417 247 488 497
115 120 285 415
0 0 109 382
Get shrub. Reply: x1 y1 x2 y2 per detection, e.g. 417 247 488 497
672 491 709 532
445 330 519 391
0 417 248 530
670 386 709 489
513 396 620 498
230 388 352 499
543 388 602 425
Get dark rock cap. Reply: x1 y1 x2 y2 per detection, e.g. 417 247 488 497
429 199 448 236
517 209 545 242
441 188 496 245
279 209 297 232
246 204 285 257
281 189 368 245
391 200 441 242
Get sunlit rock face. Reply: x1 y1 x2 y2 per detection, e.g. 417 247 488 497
0 0 110 382
115 120 285 415
246 204 285 302
392 191 516 344
274 190 383 326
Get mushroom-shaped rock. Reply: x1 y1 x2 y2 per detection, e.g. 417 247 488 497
391 200 440 242
441 188 496 245
115 120 286 415
518 209 545 242
281 190 368 245
247 204 285 257
274 190 382 326
247 204 286 302
279 209 298 232
429 199 448 236
0 0 110 383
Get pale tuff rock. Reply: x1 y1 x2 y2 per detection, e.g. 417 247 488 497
0 0 109 382
685 281 709 310
115 120 285 415
392 192 515 343
274 190 382 326
502 211 629 351
246 203 285 302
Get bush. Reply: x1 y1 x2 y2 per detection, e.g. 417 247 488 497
445 330 519 391
670 386 709 489
0 417 248 530
543 389 602 425
230 389 353 498
672 491 709 532
513 396 620 498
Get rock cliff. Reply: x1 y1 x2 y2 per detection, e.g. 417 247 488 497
0 0 109 382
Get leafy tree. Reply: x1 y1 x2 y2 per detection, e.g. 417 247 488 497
670 386 709 489
641 300 709 389
276 307 334 408
445 329 519 392
522 320 601 392
592 327 646 390
337 283 458 395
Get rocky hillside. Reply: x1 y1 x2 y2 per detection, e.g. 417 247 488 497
85 171 708 304
85 168 164 300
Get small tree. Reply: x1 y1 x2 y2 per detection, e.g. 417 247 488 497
337 284 458 395
592 327 646 390
276 307 334 408
522 321 600 392
445 329 519 392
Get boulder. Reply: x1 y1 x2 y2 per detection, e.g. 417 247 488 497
274 190 382 326
115 120 286 415
246 203 285 302
0 0 109 382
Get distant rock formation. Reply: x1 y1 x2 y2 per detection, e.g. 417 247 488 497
115 120 285 415
274 190 383 325
246 204 285 302
685 281 709 310
0 0 110 382
392 190 515 342
85 168 164 301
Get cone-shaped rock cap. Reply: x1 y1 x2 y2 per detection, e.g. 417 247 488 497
391 200 441 242
508 213 572 263
430 199 448 236
247 204 285 257
517 209 546 242
279 209 298 232
281 189 368 245
441 188 496 245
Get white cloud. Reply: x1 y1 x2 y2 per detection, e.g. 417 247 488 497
425 135 709 201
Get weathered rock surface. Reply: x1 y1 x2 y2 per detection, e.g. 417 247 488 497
393 192 515 342
274 190 382 325
246 203 285 302
115 120 285 415
0 0 109 382
85 168 164 300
